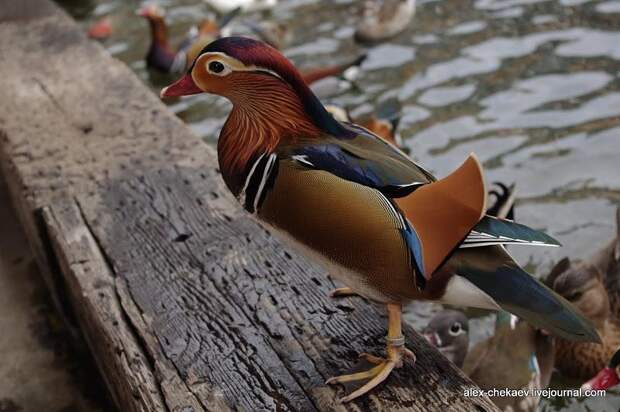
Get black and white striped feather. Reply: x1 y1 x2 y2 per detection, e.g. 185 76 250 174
238 153 279 214
460 216 561 249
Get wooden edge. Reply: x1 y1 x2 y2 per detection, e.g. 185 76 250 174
40 198 208 412
0 151 82 340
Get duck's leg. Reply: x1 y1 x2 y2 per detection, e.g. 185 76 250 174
329 287 356 297
326 303 415 403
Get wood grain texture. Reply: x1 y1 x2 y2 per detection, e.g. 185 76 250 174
0 0 499 410
41 200 173 412
69 167 495 411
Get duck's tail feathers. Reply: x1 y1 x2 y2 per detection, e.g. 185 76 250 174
453 246 600 343
461 216 561 249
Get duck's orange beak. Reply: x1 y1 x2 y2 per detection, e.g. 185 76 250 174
582 367 620 391
160 74 202 98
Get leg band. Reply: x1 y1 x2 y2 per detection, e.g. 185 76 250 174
387 335 405 347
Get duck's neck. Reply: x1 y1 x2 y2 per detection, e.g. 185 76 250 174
146 16 176 69
147 16 170 49
217 75 322 196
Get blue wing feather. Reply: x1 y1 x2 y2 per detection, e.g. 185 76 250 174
400 221 426 290
291 142 427 197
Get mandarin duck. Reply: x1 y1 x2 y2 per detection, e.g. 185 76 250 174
161 37 598 402
355 0 416 43
138 4 240 74
425 310 554 412
549 246 620 380
582 348 620 391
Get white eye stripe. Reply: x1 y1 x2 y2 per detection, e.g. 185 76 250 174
198 52 283 80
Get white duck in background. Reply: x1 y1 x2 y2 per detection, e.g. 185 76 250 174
355 0 416 43
204 0 277 13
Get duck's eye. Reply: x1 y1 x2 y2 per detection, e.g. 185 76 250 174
208 60 226 75
449 322 462 336
209 61 224 73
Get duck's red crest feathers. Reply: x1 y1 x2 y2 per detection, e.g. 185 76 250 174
195 37 352 138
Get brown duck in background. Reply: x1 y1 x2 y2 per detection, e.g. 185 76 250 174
466 313 554 412
547 207 620 379
358 116 402 147
325 100 403 149
355 0 416 43
424 310 554 412
138 4 240 74
550 251 620 379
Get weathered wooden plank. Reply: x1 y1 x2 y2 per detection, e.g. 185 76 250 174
0 0 499 411
70 167 495 411
41 200 173 412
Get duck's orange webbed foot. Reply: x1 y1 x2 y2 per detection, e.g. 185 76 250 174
325 304 415 403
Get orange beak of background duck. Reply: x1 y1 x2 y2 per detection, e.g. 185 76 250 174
160 74 202 98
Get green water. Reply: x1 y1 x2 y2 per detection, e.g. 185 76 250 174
58 0 620 410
